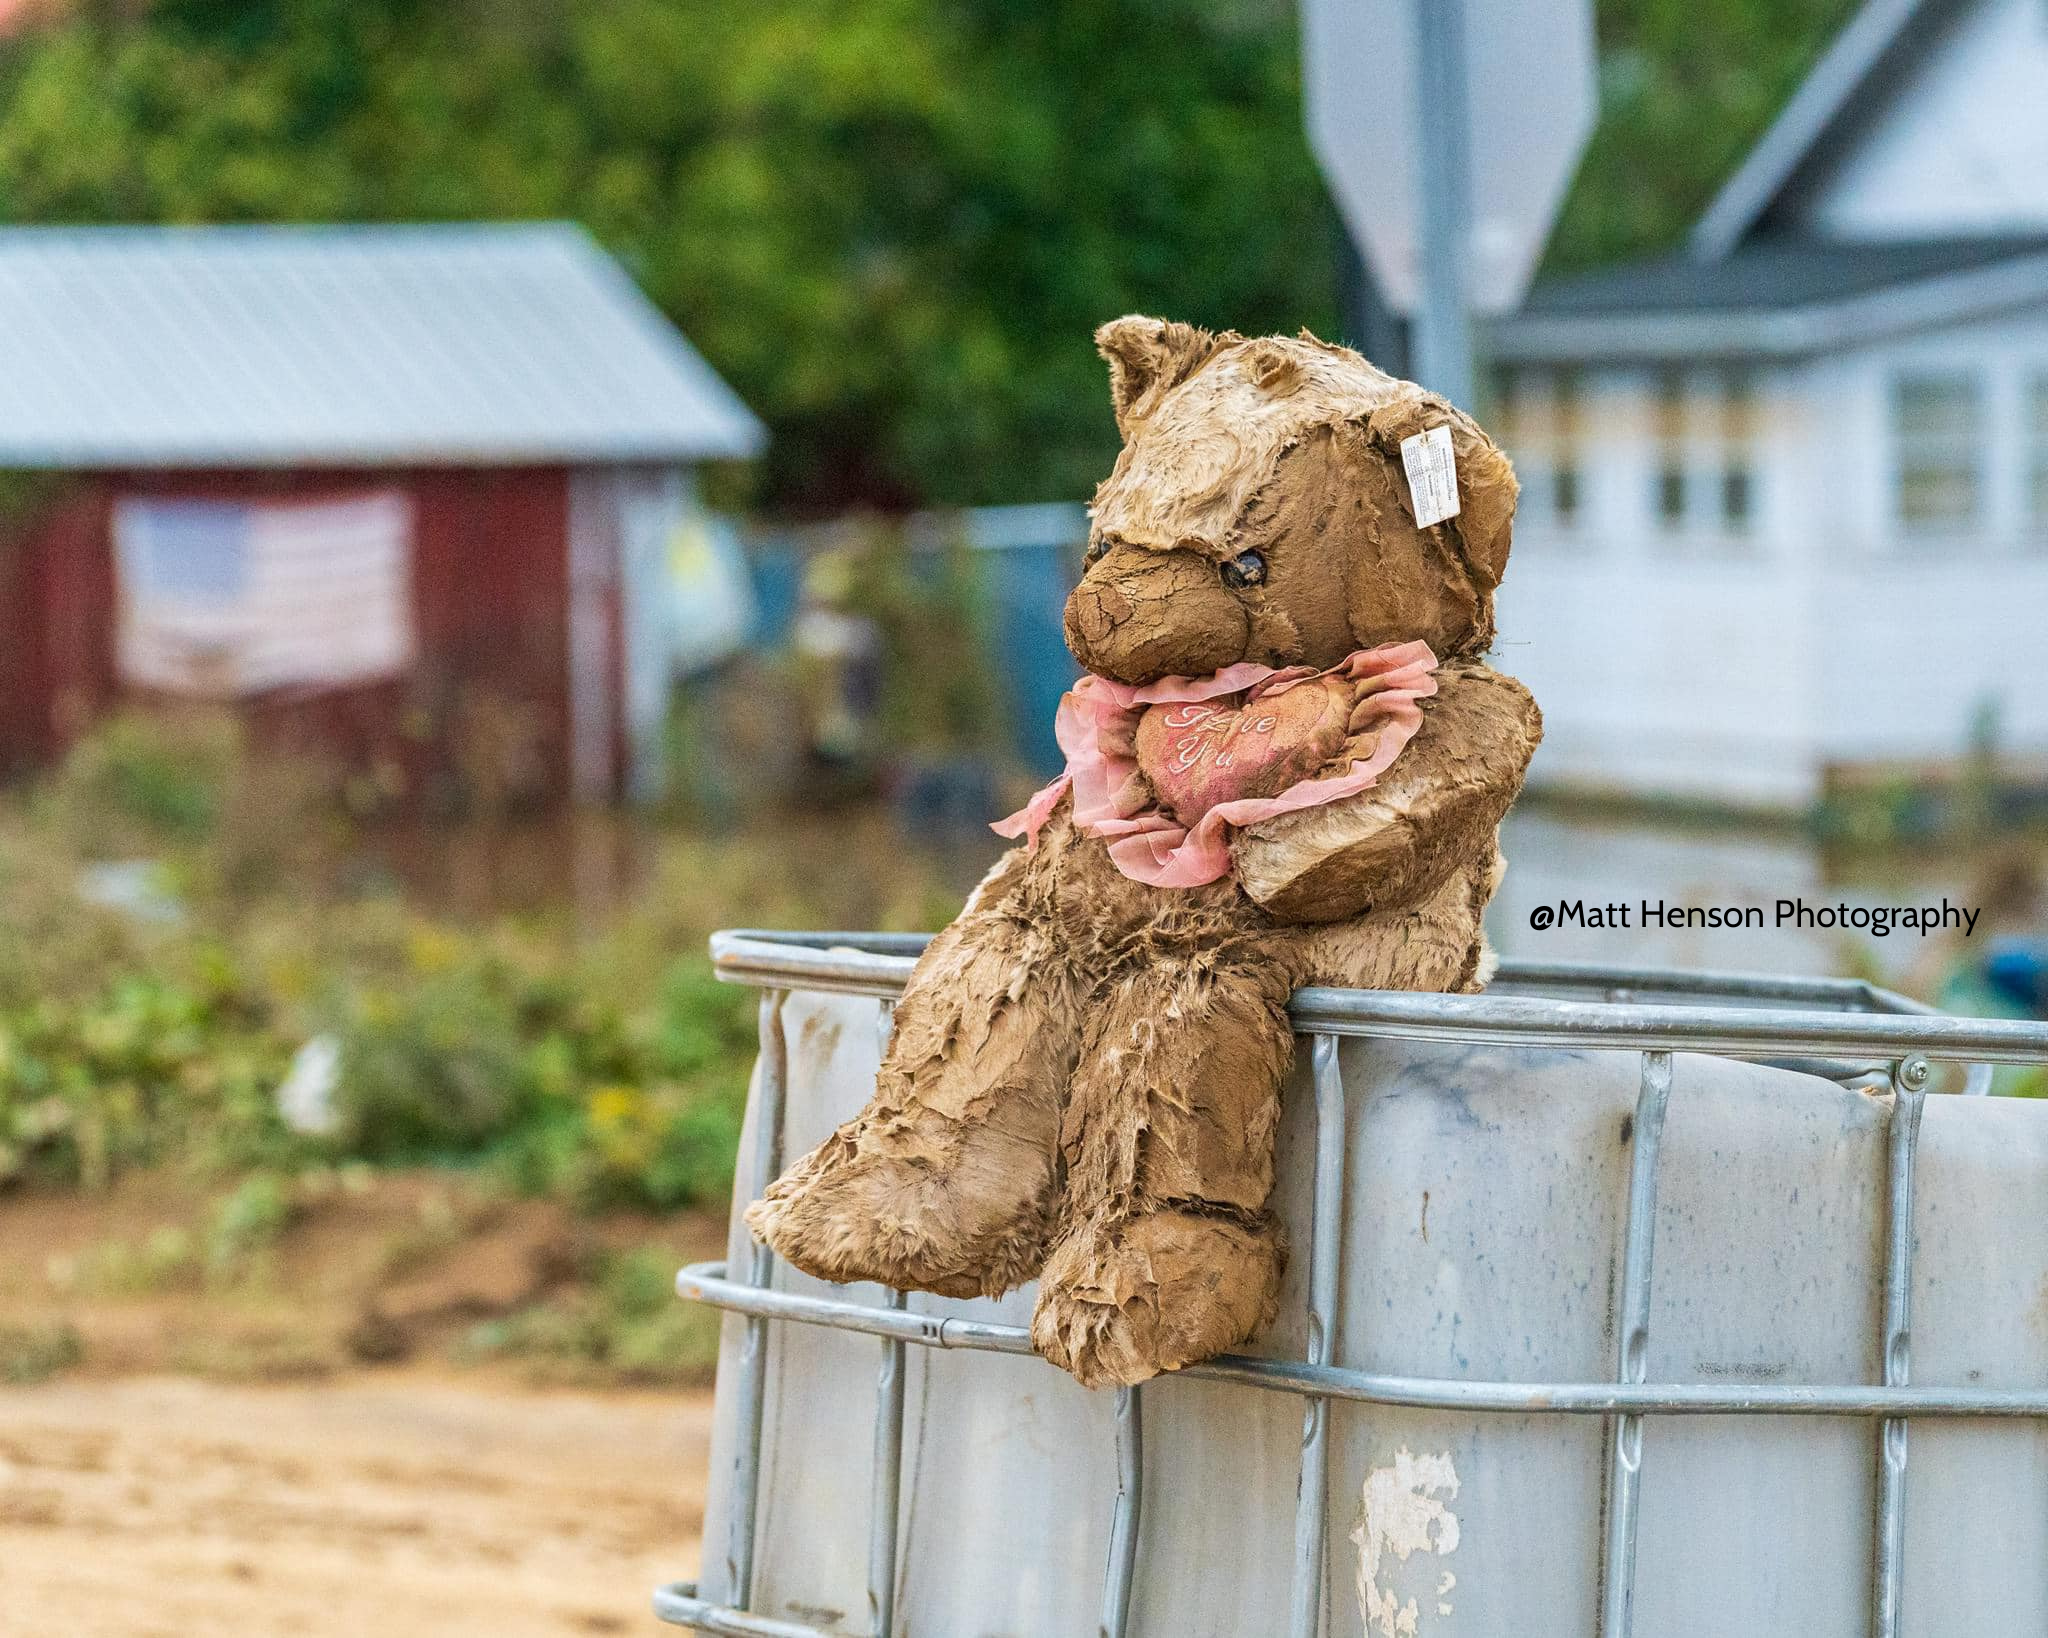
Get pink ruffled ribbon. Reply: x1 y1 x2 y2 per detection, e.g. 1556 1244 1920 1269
993 639 1439 887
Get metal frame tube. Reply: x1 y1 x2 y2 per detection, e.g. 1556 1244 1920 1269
1284 987 2046 1064
866 1001 906 1638
710 932 1948 1007
706 933 2039 1065
655 1584 828 1638
1100 1387 1144 1638
712 933 1941 1011
710 933 1939 1013
725 990 787 1611
1872 1081 1925 1638
1599 1051 1674 1638
1287 1034 1348 1638
868 1289 908 1638
672 1262 2048 1419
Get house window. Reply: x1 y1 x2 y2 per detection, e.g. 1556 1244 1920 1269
1486 364 1523 469
1491 365 1583 532
1553 368 1584 526
1486 364 1519 434
1720 369 1757 531
1652 368 1690 528
2030 374 2048 533
1721 467 1753 528
1891 372 1983 529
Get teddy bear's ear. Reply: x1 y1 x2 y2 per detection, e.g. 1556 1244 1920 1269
1339 392 1519 657
1371 393 1518 590
1095 315 1216 435
1441 407 1517 593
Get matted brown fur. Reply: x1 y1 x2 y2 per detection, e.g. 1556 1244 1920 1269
748 317 1542 1389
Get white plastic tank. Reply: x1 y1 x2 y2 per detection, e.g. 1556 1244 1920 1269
689 982 2048 1638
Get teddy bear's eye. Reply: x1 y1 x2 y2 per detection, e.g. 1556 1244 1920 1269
1219 550 1266 589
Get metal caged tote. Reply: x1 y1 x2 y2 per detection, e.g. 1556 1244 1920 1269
658 930 2048 1638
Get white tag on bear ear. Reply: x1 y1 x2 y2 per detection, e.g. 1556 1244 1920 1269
1400 424 1461 529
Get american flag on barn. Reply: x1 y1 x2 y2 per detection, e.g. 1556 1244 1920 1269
113 492 415 698
0 224 764 802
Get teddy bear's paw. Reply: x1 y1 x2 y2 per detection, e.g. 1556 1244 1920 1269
747 1137 1054 1301
1030 1209 1284 1390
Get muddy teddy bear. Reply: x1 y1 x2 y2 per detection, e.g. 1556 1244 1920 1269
748 317 1541 1389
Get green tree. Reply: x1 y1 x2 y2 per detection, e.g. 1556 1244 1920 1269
1547 0 1861 270
0 0 1864 506
0 0 1338 510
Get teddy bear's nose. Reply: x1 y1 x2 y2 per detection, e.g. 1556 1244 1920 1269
1068 581 1132 645
1064 547 1252 685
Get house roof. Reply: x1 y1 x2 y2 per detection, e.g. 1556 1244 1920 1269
1494 235 2048 361
1526 235 2048 316
0 223 767 469
1689 0 1959 261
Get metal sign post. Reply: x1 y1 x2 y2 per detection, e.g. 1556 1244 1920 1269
1304 0 1596 406
1410 0 1476 409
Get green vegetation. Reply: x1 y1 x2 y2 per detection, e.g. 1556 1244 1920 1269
460 1245 723 1386
53 1223 200 1296
0 1318 85 1384
837 526 1008 757
0 0 1855 511
0 0 1336 511
1554 0 1860 272
0 707 962 1222
203 1172 297 1284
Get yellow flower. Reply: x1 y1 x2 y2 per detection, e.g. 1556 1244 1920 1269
587 1086 652 1170
587 1086 643 1128
407 927 464 975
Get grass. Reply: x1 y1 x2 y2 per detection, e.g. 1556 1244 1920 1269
458 1246 723 1387
0 705 984 1387
0 708 978 1218
0 1320 85 1384
204 1173 298 1287
49 1225 199 1297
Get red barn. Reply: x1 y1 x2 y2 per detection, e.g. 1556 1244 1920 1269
0 223 764 803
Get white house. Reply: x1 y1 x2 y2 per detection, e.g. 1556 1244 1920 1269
1489 0 2048 810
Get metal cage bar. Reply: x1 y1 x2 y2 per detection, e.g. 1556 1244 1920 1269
713 932 1938 1011
667 1263 2048 1418
867 1292 908 1638
724 989 788 1612
1101 1387 1144 1638
653 1586 822 1638
1872 1080 1926 1638
1599 1050 1674 1638
657 940 2048 1637
706 932 2045 1064
1287 1034 1348 1638
866 1002 905 1638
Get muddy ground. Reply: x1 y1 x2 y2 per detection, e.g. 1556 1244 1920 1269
0 1170 725 1635
0 1372 711 1636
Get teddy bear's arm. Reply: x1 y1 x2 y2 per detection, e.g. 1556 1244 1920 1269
1229 665 1542 925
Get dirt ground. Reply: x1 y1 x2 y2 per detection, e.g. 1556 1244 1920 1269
0 1168 727 1379
0 1168 728 1635
0 1371 712 1637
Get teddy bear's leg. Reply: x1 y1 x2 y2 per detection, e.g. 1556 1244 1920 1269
745 907 1083 1300
1031 956 1296 1388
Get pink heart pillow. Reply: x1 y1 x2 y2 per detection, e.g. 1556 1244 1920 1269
1135 677 1354 825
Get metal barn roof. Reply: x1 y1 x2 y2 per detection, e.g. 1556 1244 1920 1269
0 223 767 468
